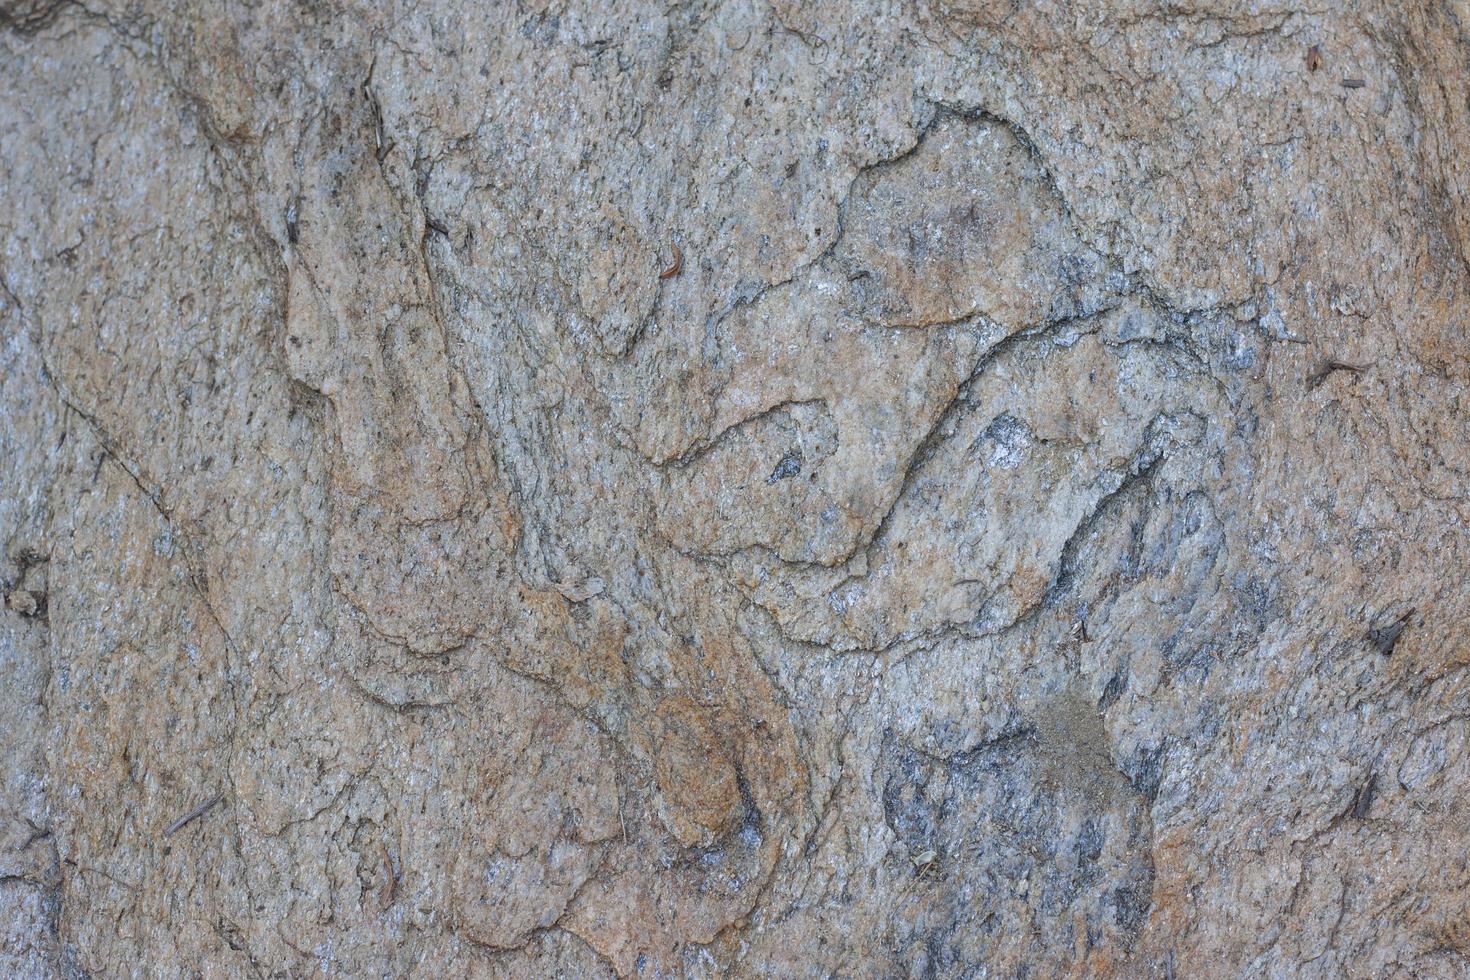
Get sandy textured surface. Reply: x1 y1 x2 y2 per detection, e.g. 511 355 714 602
3 1 1470 976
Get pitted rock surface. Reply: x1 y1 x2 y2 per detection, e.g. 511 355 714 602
3 1 1470 976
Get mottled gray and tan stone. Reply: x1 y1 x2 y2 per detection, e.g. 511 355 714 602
3 0 1470 976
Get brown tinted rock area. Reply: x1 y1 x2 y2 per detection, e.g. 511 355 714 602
3 1 1470 976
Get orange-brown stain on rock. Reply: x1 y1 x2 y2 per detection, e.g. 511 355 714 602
650 695 744 847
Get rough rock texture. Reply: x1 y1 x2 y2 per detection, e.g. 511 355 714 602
3 1 1470 976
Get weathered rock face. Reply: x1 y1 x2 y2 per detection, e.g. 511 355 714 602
3 0 1469 975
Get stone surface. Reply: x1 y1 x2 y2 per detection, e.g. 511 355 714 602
3 1 1470 976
